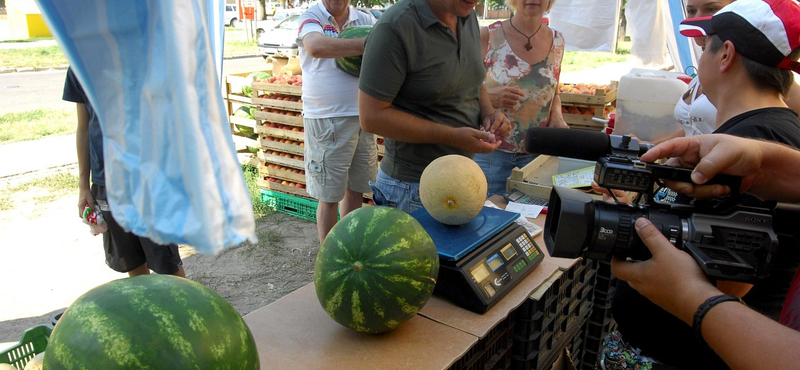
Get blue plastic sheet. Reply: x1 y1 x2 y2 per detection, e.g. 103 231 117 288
35 0 257 254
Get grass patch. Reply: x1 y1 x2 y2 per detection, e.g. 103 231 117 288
0 37 55 43
562 41 633 74
224 40 259 57
0 108 76 145
2 29 258 68
0 45 68 69
0 172 79 210
242 164 273 220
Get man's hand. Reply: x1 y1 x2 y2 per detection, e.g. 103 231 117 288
488 86 525 111
450 127 502 153
481 110 512 140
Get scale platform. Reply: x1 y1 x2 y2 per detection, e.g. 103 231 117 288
410 206 520 261
411 206 545 313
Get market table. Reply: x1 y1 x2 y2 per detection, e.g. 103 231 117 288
241 194 598 370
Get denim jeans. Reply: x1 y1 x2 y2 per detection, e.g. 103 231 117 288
369 168 423 214
473 150 537 197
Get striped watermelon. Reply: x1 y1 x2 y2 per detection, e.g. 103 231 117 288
335 25 373 77
43 275 259 370
314 206 439 333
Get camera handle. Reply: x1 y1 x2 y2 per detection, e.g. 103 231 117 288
683 241 759 283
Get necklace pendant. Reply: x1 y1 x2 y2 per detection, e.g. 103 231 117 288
524 42 533 51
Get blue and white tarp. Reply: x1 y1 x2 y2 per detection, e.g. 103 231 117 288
35 0 257 254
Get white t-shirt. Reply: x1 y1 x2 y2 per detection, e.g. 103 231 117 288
673 76 717 136
297 3 374 118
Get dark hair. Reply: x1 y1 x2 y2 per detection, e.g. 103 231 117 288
707 35 799 97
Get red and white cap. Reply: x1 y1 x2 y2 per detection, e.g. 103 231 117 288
679 0 800 74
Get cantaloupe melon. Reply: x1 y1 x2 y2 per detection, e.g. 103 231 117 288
23 352 44 370
419 155 487 225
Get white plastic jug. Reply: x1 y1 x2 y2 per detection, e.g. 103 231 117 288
615 68 689 142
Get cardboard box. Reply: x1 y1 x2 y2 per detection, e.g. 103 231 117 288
242 284 479 370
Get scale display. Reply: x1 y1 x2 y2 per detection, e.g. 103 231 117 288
411 207 545 313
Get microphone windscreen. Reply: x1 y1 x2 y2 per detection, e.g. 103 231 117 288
524 127 611 161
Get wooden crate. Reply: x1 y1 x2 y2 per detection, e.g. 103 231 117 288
562 114 605 131
230 115 258 136
258 151 305 170
252 81 302 96
260 137 304 156
560 89 616 106
254 109 303 127
252 97 303 112
259 162 306 184
507 155 603 200
258 178 310 198
224 71 270 114
256 125 305 142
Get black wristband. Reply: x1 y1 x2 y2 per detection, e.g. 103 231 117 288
692 294 743 346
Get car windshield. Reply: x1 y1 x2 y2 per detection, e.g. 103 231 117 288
275 14 300 30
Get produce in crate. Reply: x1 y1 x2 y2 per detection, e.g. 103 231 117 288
559 82 612 95
335 26 373 77
419 154 487 225
0 364 17 370
241 72 272 97
23 353 44 370
234 105 255 119
43 275 259 370
314 206 439 333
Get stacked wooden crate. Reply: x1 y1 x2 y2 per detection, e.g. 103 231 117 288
252 79 309 198
224 71 270 157
559 82 617 132
251 77 388 221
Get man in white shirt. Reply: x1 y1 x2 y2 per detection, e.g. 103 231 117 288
297 0 376 243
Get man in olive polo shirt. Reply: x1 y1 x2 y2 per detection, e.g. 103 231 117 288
358 0 511 214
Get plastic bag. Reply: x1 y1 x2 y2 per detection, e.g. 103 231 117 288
35 0 256 254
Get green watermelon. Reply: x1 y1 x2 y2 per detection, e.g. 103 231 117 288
43 275 259 370
242 71 271 97
335 25 373 77
234 105 255 119
314 206 439 334
249 71 271 82
241 85 253 97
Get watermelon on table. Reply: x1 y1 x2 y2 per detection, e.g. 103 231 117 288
43 275 259 370
335 25 373 77
314 206 439 334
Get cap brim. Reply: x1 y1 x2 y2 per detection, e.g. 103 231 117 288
679 16 714 37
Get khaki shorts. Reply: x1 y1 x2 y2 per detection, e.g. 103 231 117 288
304 116 377 203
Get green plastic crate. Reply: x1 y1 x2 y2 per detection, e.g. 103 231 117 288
1 324 53 369
260 189 318 222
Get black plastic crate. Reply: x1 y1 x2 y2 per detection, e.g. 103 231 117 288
449 316 515 370
512 321 556 358
510 310 588 370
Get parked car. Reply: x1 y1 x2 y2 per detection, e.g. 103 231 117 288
357 7 383 20
258 14 301 58
224 4 239 27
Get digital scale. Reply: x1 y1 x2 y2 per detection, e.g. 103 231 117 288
411 206 545 313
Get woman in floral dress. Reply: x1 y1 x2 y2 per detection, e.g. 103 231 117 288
474 0 567 196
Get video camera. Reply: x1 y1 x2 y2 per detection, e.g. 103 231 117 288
525 128 799 283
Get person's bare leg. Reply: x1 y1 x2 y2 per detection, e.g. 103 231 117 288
171 265 186 278
128 263 151 277
316 201 340 244
340 189 363 218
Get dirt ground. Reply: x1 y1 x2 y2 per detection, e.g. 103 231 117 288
0 186 319 345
